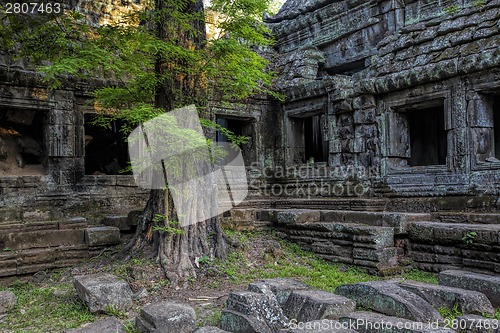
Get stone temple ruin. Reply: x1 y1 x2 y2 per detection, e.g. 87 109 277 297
0 0 499 277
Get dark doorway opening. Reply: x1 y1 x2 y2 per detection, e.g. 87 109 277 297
408 106 447 166
494 96 500 160
84 114 130 175
0 108 46 175
304 114 328 163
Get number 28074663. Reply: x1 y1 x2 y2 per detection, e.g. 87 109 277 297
4 2 63 15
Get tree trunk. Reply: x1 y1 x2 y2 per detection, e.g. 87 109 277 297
121 0 227 288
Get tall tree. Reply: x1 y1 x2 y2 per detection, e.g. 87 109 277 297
1 0 277 286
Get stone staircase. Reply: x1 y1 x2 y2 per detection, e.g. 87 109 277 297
228 205 500 275
220 270 500 333
0 212 139 277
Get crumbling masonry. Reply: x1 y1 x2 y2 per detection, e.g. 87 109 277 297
0 0 499 276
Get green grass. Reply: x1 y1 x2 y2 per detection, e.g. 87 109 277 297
400 268 438 284
438 304 463 321
0 282 95 333
214 230 439 291
214 232 376 291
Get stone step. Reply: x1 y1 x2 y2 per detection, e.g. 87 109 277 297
438 270 500 307
283 290 356 322
101 215 131 231
335 281 442 323
409 222 500 245
398 280 494 315
436 212 500 224
232 208 433 235
0 217 88 237
339 312 455 333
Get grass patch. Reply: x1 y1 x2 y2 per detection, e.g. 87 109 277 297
0 281 95 333
215 230 440 292
399 268 438 284
437 304 463 321
214 231 376 291
196 308 222 327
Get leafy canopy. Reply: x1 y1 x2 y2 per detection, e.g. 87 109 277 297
0 0 278 130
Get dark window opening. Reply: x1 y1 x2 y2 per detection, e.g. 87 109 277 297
494 96 500 160
0 108 46 175
304 114 328 163
408 106 447 166
216 117 254 165
84 114 130 175
321 59 366 76
216 118 248 142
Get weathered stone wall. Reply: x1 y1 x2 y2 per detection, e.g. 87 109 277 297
251 0 500 200
228 0 500 275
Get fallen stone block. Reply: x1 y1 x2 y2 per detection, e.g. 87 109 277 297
287 319 360 332
248 278 310 306
136 301 196 333
74 273 133 313
277 210 321 224
0 290 16 314
102 215 130 231
438 270 500 307
339 312 454 333
455 314 498 333
64 317 126 333
225 290 288 329
399 280 494 315
284 290 356 322
194 326 230 333
221 309 272 333
335 281 442 322
85 226 120 247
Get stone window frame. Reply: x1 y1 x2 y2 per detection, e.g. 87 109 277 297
382 90 453 176
284 100 329 167
468 91 500 171
0 100 50 178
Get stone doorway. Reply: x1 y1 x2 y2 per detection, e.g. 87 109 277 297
494 96 500 160
84 114 130 175
408 106 448 167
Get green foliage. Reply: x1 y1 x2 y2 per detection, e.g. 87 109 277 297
198 255 212 266
482 308 500 320
196 308 222 327
0 282 94 333
444 4 461 14
437 304 463 321
400 269 438 284
104 304 128 318
472 0 486 8
152 214 185 235
124 320 141 333
462 231 477 245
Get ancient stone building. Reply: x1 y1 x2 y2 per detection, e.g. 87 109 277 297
0 0 499 276
0 1 149 276
228 0 500 275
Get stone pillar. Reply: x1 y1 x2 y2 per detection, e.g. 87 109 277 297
47 90 84 185
466 92 495 165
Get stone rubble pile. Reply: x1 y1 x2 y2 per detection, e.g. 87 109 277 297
64 269 500 333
